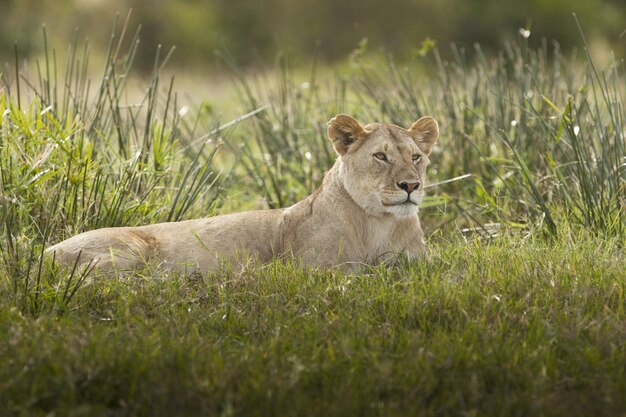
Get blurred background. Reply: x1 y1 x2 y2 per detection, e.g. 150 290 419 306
1 0 625 73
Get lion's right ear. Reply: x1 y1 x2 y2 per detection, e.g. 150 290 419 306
327 114 367 155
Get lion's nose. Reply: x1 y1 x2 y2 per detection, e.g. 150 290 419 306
398 181 420 194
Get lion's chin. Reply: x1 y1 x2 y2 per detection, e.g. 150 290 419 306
382 201 420 217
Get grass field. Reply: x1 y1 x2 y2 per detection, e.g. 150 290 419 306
0 23 625 416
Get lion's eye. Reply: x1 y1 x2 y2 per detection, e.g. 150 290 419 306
412 154 422 162
374 152 388 161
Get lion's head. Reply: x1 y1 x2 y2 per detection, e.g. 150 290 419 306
327 114 439 218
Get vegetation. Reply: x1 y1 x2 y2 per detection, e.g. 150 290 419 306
1 236 624 417
0 19 625 416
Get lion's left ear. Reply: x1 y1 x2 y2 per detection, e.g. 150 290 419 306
408 116 439 155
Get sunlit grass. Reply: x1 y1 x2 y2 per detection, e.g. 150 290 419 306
0 16 229 313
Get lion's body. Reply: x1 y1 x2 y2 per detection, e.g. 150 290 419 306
47 115 439 274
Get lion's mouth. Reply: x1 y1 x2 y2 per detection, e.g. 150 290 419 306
383 198 417 207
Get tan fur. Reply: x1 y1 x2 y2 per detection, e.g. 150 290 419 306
46 115 439 275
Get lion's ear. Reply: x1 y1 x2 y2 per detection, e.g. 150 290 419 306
408 116 439 155
327 114 367 155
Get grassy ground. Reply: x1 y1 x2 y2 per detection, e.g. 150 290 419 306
1 23 625 416
1 233 624 416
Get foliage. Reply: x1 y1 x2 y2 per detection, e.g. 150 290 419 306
220 53 337 208
0 19 229 312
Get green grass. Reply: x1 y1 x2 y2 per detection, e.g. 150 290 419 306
0 20 625 417
1 234 624 416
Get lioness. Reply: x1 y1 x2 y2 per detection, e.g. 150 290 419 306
47 114 439 274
